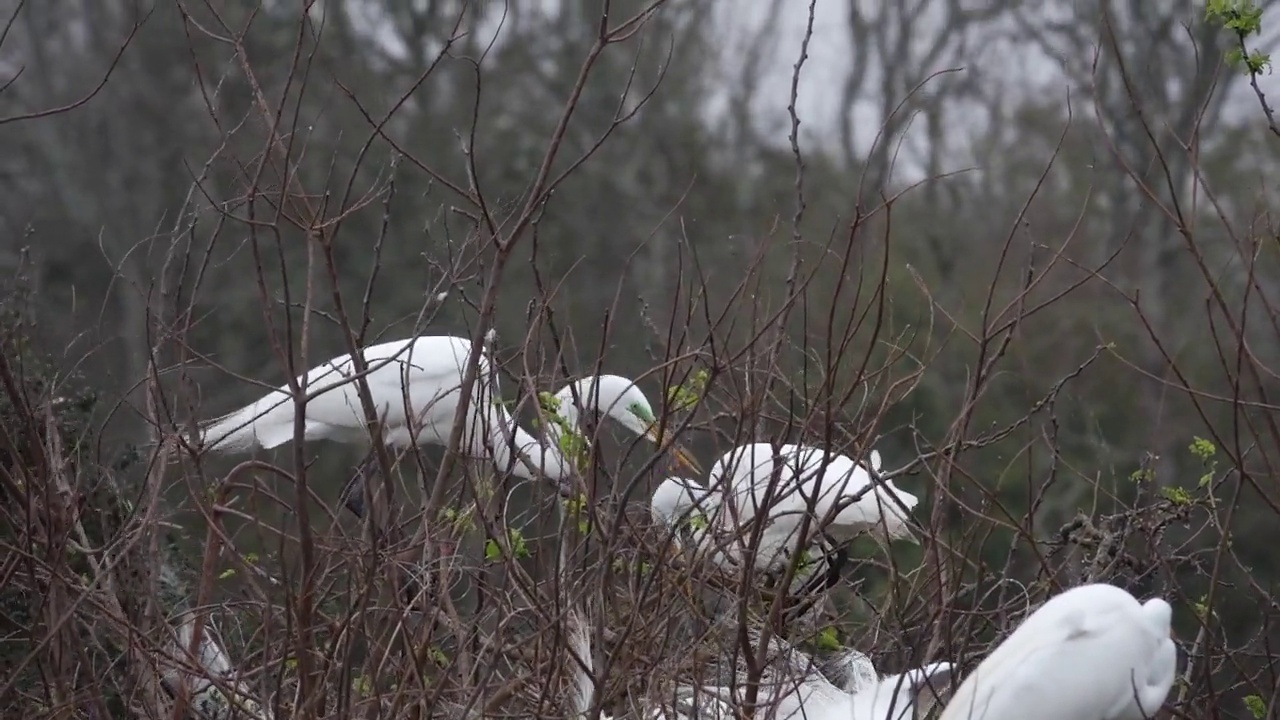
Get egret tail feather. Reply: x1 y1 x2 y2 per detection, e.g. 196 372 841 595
197 391 296 452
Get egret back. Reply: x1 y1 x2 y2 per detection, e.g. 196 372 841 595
650 477 739 568
709 443 812 523
852 662 955 720
817 648 878 694
710 443 916 566
938 584 1174 720
651 477 718 526
809 453 918 534
709 443 836 568
198 336 491 452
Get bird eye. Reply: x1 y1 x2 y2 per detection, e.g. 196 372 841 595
628 402 655 423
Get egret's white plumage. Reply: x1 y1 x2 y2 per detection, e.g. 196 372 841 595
649 476 733 567
818 647 880 694
858 662 956 720
565 607 614 720
197 336 696 486
673 443 918 570
648 444 916 606
648 476 835 619
652 630 952 720
197 335 539 456
937 583 1176 720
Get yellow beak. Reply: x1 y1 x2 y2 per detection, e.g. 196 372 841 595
644 425 704 476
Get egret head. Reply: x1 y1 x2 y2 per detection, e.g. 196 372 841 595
555 375 702 475
877 489 920 544
868 494 920 547
859 450 921 545
1142 597 1174 635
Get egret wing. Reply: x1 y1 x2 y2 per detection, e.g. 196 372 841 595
941 604 1133 720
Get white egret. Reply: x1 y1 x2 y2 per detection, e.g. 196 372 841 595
196 336 699 494
650 445 917 589
564 604 620 720
936 582 1176 720
652 629 953 720
650 474 860 614
855 662 957 720
706 443 920 570
649 475 732 566
820 647 956 720
196 335 569 478
817 646 880 694
164 612 273 720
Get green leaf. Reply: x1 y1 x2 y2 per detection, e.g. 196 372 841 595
561 493 592 535
1162 486 1192 505
1205 0 1231 19
441 505 476 531
218 568 236 580
1129 467 1155 483
1188 437 1216 461
666 368 711 412
509 528 531 559
537 391 562 414
1192 595 1212 621
796 549 815 572
815 626 841 652
1207 0 1265 34
563 493 588 515
353 675 373 697
1207 1 1272 76
687 512 709 531
1246 50 1272 73
484 538 501 562
1245 695 1267 718
485 528 531 562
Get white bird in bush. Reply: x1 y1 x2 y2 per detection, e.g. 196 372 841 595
649 475 730 564
818 646 881 693
651 444 918 573
936 582 1176 720
650 629 953 720
196 335 699 496
541 373 702 474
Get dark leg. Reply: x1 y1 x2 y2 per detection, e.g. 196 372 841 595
813 544 850 592
340 447 380 518
400 565 424 609
781 544 850 624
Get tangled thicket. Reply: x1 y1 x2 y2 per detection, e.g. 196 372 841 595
3 0 1280 718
